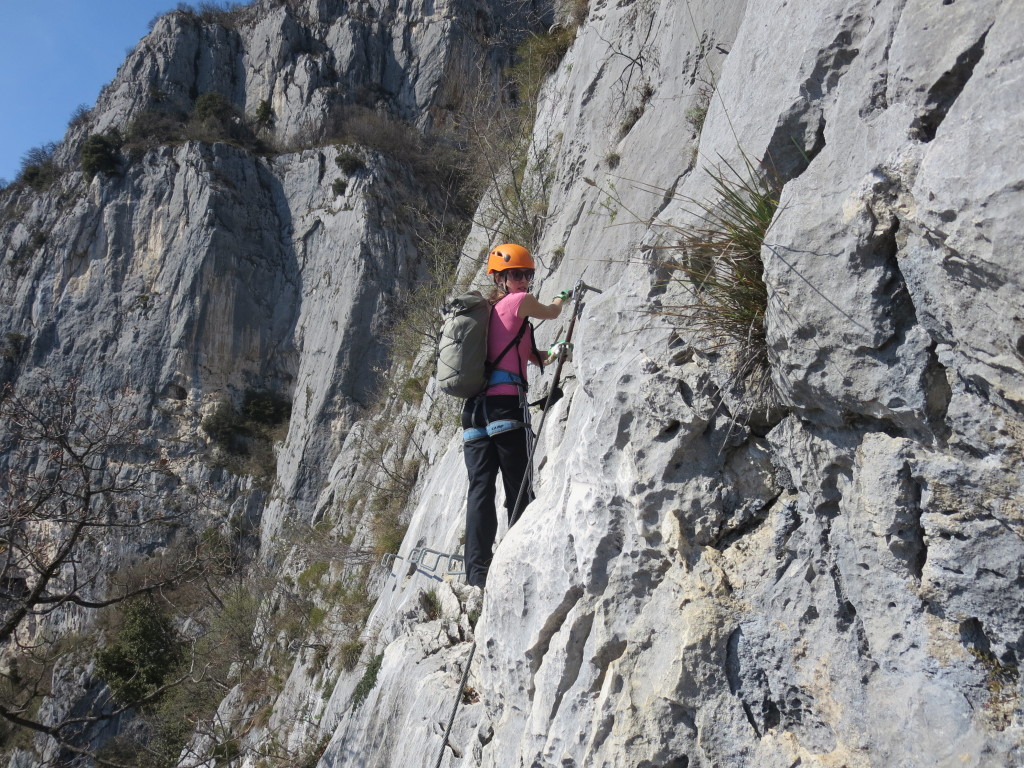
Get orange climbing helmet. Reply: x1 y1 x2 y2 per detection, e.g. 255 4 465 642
487 243 534 274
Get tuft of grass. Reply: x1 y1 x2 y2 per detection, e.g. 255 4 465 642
655 155 781 389
338 639 365 672
419 589 443 621
969 647 1020 730
371 507 410 559
507 28 577 110
297 561 329 593
350 653 384 708
562 0 589 27
686 82 714 135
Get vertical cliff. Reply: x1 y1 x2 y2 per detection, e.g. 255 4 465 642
1 0 1021 767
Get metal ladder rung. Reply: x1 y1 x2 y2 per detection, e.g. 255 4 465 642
380 547 466 577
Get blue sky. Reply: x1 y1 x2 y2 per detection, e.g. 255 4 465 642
0 0 179 183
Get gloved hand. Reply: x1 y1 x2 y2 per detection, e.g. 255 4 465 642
547 340 574 362
556 289 574 302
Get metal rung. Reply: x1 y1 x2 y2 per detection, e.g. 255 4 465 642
380 552 404 569
379 546 466 578
418 548 446 572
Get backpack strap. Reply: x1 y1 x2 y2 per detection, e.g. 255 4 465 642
528 321 544 374
484 318 530 392
484 296 542 392
489 319 529 370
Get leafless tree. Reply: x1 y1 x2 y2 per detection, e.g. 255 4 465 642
0 375 205 763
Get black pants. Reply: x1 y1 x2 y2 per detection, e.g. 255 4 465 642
462 395 535 588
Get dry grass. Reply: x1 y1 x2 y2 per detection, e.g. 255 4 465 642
653 155 782 393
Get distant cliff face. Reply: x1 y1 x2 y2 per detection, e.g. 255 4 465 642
1 0 1022 767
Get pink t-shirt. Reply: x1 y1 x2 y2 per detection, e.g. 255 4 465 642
486 292 534 396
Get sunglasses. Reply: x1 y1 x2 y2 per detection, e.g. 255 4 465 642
505 269 535 281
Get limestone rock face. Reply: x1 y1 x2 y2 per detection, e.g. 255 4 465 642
326 1 1023 767
61 0 538 158
1 0 1021 767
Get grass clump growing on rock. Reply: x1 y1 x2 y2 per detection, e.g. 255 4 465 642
419 589 443 621
507 27 577 109
350 653 384 708
338 639 365 672
655 155 781 389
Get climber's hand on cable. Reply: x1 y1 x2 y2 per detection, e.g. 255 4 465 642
556 288 574 302
547 340 574 362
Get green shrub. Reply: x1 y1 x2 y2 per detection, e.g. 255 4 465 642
81 132 122 180
193 91 235 125
202 400 250 453
324 106 417 159
96 598 183 706
184 91 261 150
332 177 347 197
211 739 241 762
350 653 383 708
335 147 366 175
241 389 291 426
125 108 187 156
175 1 250 27
2 333 27 363
254 99 274 131
202 390 290 465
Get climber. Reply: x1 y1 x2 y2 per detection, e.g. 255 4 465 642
461 243 570 590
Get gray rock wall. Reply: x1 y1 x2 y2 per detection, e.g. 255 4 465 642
1 0 1021 766
313 1 1023 767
